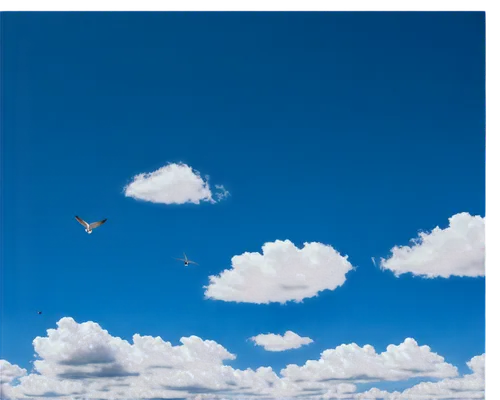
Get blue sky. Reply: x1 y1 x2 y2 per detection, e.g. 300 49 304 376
1 11 485 399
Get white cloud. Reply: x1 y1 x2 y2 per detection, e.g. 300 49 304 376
466 354 485 377
250 331 313 352
5 374 85 399
0 360 27 385
0 383 11 400
204 240 354 304
354 388 396 399
123 162 229 205
355 354 485 399
33 318 235 378
214 184 230 201
281 338 458 383
379 212 485 278
0 318 471 400
400 354 485 399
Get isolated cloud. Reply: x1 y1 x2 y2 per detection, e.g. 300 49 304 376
281 338 458 383
250 331 313 352
124 162 229 205
0 318 471 400
204 240 354 304
380 212 485 278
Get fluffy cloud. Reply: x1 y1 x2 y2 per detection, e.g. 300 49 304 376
379 212 485 278
0 361 27 400
0 318 472 400
399 354 485 399
0 360 27 385
204 240 354 304
467 354 485 377
0 383 12 400
281 338 458 383
33 318 235 378
124 162 229 205
355 388 396 399
323 354 487 400
250 331 313 352
3 374 85 399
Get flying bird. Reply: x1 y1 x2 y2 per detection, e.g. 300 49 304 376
75 216 107 234
37 311 42 315
174 253 199 267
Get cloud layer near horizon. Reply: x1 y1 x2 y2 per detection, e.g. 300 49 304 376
1 317 482 400
380 212 485 278
124 162 229 205
204 240 354 304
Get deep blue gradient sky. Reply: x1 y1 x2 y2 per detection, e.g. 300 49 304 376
1 12 484 389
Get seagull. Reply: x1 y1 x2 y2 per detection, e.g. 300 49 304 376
75 216 107 234
174 253 199 267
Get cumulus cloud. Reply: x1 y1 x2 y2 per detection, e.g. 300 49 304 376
123 162 229 205
354 388 396 399
0 360 27 385
281 338 458 383
314 354 487 400
0 318 472 400
3 374 85 399
399 354 485 400
33 318 235 378
204 240 354 304
379 212 485 278
250 331 313 352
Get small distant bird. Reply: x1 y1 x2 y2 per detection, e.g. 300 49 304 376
75 216 107 234
174 253 199 267
37 311 42 315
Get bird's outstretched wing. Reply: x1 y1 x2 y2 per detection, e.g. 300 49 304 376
75 216 89 228
189 261 199 266
89 219 107 229
173 258 185 262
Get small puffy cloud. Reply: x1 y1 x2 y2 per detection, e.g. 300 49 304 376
214 184 230 201
281 338 458 383
0 360 27 384
124 162 229 205
204 240 354 304
250 331 313 352
380 212 485 278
